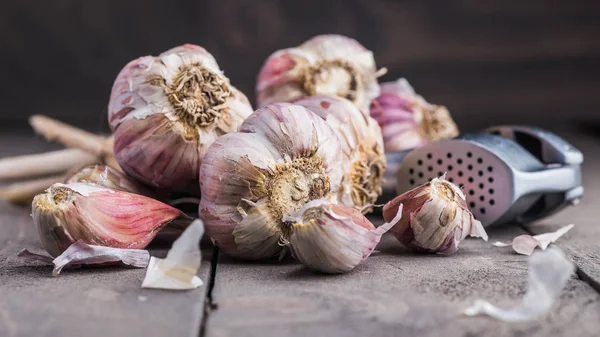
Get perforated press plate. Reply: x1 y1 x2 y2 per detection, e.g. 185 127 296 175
395 140 513 226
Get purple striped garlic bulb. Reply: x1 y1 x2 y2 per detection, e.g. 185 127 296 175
199 103 344 260
382 177 487 254
295 96 385 212
282 199 400 274
370 78 459 152
256 34 383 112
109 44 253 194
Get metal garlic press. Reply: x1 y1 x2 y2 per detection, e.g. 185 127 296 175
393 125 584 226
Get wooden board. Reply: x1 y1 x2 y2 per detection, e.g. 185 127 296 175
0 135 212 337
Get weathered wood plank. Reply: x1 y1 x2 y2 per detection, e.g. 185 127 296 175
0 136 210 337
523 129 600 291
206 226 600 337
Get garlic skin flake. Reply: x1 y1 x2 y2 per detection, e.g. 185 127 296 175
295 96 386 212
142 219 204 290
65 164 154 196
382 177 488 254
257 35 382 112
464 247 575 322
199 103 344 260
283 199 400 274
109 44 253 194
32 183 192 257
370 78 459 152
493 224 574 255
18 240 150 276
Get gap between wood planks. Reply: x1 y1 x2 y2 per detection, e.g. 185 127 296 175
519 224 600 294
199 246 219 337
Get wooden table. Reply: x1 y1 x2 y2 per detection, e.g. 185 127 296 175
1 128 599 337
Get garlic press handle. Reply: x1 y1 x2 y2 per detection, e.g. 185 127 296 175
515 166 582 197
485 125 583 165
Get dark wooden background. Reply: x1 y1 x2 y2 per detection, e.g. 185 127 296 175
1 0 599 133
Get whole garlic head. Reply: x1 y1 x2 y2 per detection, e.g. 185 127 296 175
199 103 344 260
32 183 192 257
282 199 398 274
382 177 488 254
370 78 459 152
109 44 253 194
295 96 386 212
257 35 382 112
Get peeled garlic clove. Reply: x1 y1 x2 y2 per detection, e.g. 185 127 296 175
370 78 459 152
65 164 154 196
199 103 344 260
382 177 487 254
109 44 253 194
32 183 192 257
282 199 399 274
256 34 382 112
294 96 386 212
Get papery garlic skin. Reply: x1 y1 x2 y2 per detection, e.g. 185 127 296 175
382 177 487 254
65 164 153 196
199 103 344 260
370 78 459 152
295 96 386 211
282 199 397 274
109 44 253 194
257 35 382 112
32 183 191 257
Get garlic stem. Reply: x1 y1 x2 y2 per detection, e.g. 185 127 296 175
0 175 64 204
29 115 121 171
0 148 97 181
29 115 113 157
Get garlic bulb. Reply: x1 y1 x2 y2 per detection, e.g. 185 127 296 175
294 96 385 211
282 199 400 274
370 78 459 152
65 164 153 196
32 183 192 257
199 103 344 260
256 34 382 112
109 44 253 194
382 177 487 254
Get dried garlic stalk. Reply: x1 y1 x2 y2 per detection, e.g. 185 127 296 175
109 44 253 194
370 78 459 152
142 219 204 290
199 103 344 260
295 96 386 212
257 35 383 112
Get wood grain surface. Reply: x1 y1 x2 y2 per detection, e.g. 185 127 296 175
1 1 599 131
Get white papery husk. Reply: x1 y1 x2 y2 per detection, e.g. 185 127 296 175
492 224 574 255
142 219 204 290
282 199 401 274
256 35 382 112
464 247 575 322
294 96 386 212
199 103 344 261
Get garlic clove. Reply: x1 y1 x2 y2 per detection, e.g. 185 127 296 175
109 44 253 194
65 164 154 196
199 103 344 260
282 199 400 274
382 177 487 254
32 183 192 257
370 78 459 152
294 96 386 212
256 34 382 112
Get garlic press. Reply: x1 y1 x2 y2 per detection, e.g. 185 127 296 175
393 125 583 226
